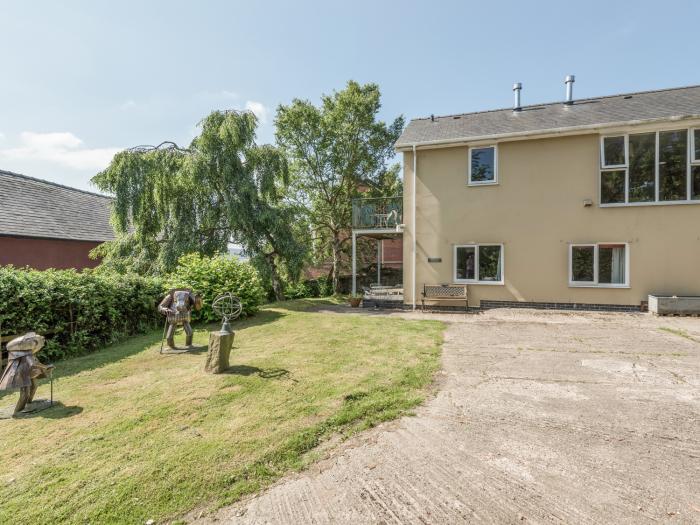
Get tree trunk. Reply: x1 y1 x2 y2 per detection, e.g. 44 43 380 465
330 235 342 294
266 254 286 301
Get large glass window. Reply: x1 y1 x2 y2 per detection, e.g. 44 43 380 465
600 129 698 206
659 130 687 201
601 170 625 204
693 166 700 201
602 136 626 167
570 243 628 287
628 133 655 202
692 129 700 200
454 244 503 283
469 146 497 185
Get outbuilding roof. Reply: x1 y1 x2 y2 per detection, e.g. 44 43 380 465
395 84 700 149
0 170 115 242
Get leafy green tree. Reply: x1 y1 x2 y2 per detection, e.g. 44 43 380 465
275 81 404 293
92 110 305 300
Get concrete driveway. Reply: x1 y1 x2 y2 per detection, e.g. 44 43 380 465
196 308 700 524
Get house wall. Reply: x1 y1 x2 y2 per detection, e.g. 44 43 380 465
403 132 700 307
0 236 103 270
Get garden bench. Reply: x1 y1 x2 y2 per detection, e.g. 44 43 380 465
421 284 468 312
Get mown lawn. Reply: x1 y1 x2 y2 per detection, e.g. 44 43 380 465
0 299 443 524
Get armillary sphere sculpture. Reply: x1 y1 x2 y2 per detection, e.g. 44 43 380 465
212 293 242 334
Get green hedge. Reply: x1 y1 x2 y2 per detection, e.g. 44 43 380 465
284 278 333 299
0 254 265 361
0 267 164 361
165 253 265 322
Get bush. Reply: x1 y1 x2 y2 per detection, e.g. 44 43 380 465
165 253 265 322
283 278 334 300
0 266 164 361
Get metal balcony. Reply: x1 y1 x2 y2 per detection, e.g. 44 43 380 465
351 196 403 230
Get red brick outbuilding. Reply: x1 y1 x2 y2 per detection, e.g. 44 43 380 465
0 170 114 270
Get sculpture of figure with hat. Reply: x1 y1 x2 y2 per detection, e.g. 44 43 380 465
0 332 54 415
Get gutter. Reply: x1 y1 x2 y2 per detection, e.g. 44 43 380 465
395 114 700 152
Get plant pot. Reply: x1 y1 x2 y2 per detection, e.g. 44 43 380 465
348 297 362 308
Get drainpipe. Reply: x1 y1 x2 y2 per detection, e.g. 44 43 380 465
412 144 417 311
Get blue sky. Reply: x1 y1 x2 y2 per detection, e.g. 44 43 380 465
1 0 698 191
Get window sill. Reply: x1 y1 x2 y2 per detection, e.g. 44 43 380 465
454 280 504 286
467 181 498 187
568 284 630 289
600 200 700 208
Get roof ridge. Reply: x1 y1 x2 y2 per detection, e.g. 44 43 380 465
0 169 112 199
414 83 700 122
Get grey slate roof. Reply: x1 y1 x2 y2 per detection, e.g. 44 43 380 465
0 170 115 242
396 84 700 148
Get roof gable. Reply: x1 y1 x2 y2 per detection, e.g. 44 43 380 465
0 170 115 242
396 85 700 149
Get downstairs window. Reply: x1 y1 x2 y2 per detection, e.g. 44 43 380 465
569 243 629 287
454 244 503 284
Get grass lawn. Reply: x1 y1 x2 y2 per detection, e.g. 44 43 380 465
0 299 444 524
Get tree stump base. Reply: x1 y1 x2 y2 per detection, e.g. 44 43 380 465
205 331 234 373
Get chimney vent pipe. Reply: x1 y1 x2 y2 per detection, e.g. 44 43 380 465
513 82 522 111
565 75 575 104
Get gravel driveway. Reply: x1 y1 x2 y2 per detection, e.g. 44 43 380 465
195 308 700 524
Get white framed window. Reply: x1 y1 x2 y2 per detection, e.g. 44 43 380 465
600 128 700 206
468 145 498 185
692 129 700 200
454 244 504 284
601 135 627 168
569 243 629 288
692 128 700 164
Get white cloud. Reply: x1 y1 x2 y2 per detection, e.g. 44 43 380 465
196 89 239 102
0 132 5 141
0 132 121 171
120 99 137 110
244 100 269 124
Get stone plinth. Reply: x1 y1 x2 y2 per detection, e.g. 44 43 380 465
205 331 234 373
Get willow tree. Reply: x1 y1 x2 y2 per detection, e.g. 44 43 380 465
275 81 404 293
91 110 304 300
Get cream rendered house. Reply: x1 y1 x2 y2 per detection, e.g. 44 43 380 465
395 81 700 311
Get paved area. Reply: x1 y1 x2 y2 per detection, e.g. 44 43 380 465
195 308 700 524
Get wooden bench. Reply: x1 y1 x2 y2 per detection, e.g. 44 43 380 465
421 284 468 312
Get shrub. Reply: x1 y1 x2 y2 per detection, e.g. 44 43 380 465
165 253 264 322
0 266 164 361
283 278 334 300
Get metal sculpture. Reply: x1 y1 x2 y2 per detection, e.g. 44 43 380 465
211 292 242 334
158 288 202 352
0 332 54 415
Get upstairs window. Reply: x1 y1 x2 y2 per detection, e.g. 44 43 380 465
692 129 700 200
454 244 503 284
469 146 497 185
569 243 628 287
600 129 699 205
602 136 626 168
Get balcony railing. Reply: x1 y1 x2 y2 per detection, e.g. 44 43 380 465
352 196 403 230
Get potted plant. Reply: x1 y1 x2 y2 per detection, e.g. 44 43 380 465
348 293 363 308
